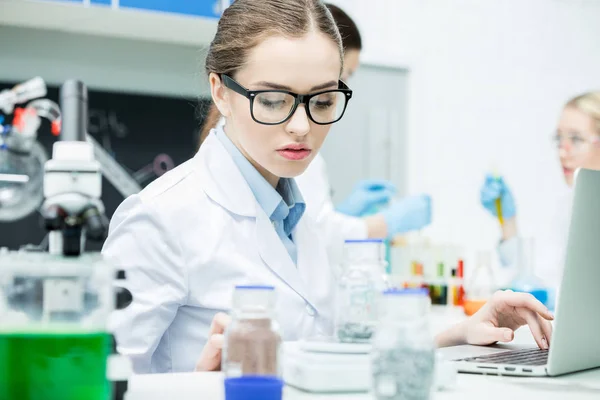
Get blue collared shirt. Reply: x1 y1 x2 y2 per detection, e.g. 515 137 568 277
215 126 306 264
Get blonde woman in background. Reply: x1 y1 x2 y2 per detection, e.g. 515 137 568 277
481 92 600 289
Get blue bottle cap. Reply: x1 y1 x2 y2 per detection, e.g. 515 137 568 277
383 288 429 296
344 239 384 244
234 285 275 291
224 376 284 400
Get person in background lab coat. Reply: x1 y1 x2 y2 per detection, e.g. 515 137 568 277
103 0 553 375
198 4 432 261
481 91 600 288
295 4 431 263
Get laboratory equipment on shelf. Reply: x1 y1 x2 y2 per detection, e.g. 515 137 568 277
335 239 387 343
463 250 496 316
0 80 133 400
509 237 549 307
0 77 46 114
371 288 436 400
0 77 141 226
222 285 282 378
0 77 50 221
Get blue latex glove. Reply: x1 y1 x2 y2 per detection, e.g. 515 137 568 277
336 180 396 217
381 194 432 236
480 174 516 219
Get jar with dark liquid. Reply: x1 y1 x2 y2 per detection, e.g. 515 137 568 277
222 285 281 377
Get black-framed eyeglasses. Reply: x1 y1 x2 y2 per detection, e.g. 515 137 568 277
220 74 353 126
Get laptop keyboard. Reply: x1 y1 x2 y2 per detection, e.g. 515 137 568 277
455 348 549 366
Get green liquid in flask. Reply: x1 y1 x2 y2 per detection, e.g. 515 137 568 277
0 331 111 400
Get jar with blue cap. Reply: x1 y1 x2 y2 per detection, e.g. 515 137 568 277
224 376 284 400
335 239 388 343
222 285 282 378
371 288 435 400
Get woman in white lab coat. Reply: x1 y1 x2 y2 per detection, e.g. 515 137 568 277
198 4 432 256
103 0 553 375
481 91 600 288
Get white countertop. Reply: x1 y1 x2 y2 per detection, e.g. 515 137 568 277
124 307 600 400
125 368 600 400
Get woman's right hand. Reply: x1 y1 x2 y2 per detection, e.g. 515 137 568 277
480 174 516 220
195 312 232 372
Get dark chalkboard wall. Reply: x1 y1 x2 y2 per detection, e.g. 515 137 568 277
0 81 211 250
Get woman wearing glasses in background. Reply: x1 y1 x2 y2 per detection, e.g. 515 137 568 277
481 92 600 289
104 0 554 375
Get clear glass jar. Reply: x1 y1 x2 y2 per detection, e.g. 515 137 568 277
0 250 115 400
335 239 387 343
371 288 436 400
222 285 282 377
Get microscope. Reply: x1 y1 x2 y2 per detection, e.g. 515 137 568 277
0 80 133 400
41 80 109 256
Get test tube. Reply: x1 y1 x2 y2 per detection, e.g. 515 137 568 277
451 268 457 306
457 259 465 306
438 262 447 305
492 169 504 226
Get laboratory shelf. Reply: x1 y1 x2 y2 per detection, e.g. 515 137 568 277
0 0 219 47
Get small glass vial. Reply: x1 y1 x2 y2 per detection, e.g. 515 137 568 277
222 285 281 377
371 288 436 400
335 239 387 343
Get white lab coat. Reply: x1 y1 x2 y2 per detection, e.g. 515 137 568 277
497 191 572 289
295 153 368 268
102 133 335 374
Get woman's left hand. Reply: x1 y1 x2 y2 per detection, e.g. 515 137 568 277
463 290 554 349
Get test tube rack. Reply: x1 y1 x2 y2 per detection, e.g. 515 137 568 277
388 242 466 307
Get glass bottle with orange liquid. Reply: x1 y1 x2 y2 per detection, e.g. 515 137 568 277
463 251 496 316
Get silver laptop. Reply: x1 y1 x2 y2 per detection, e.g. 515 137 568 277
447 168 600 377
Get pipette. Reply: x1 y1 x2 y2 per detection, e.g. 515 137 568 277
492 167 504 225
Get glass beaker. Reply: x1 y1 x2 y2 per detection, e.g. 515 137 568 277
463 250 496 316
335 239 387 343
222 285 282 378
0 251 115 400
360 202 393 274
509 237 548 306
